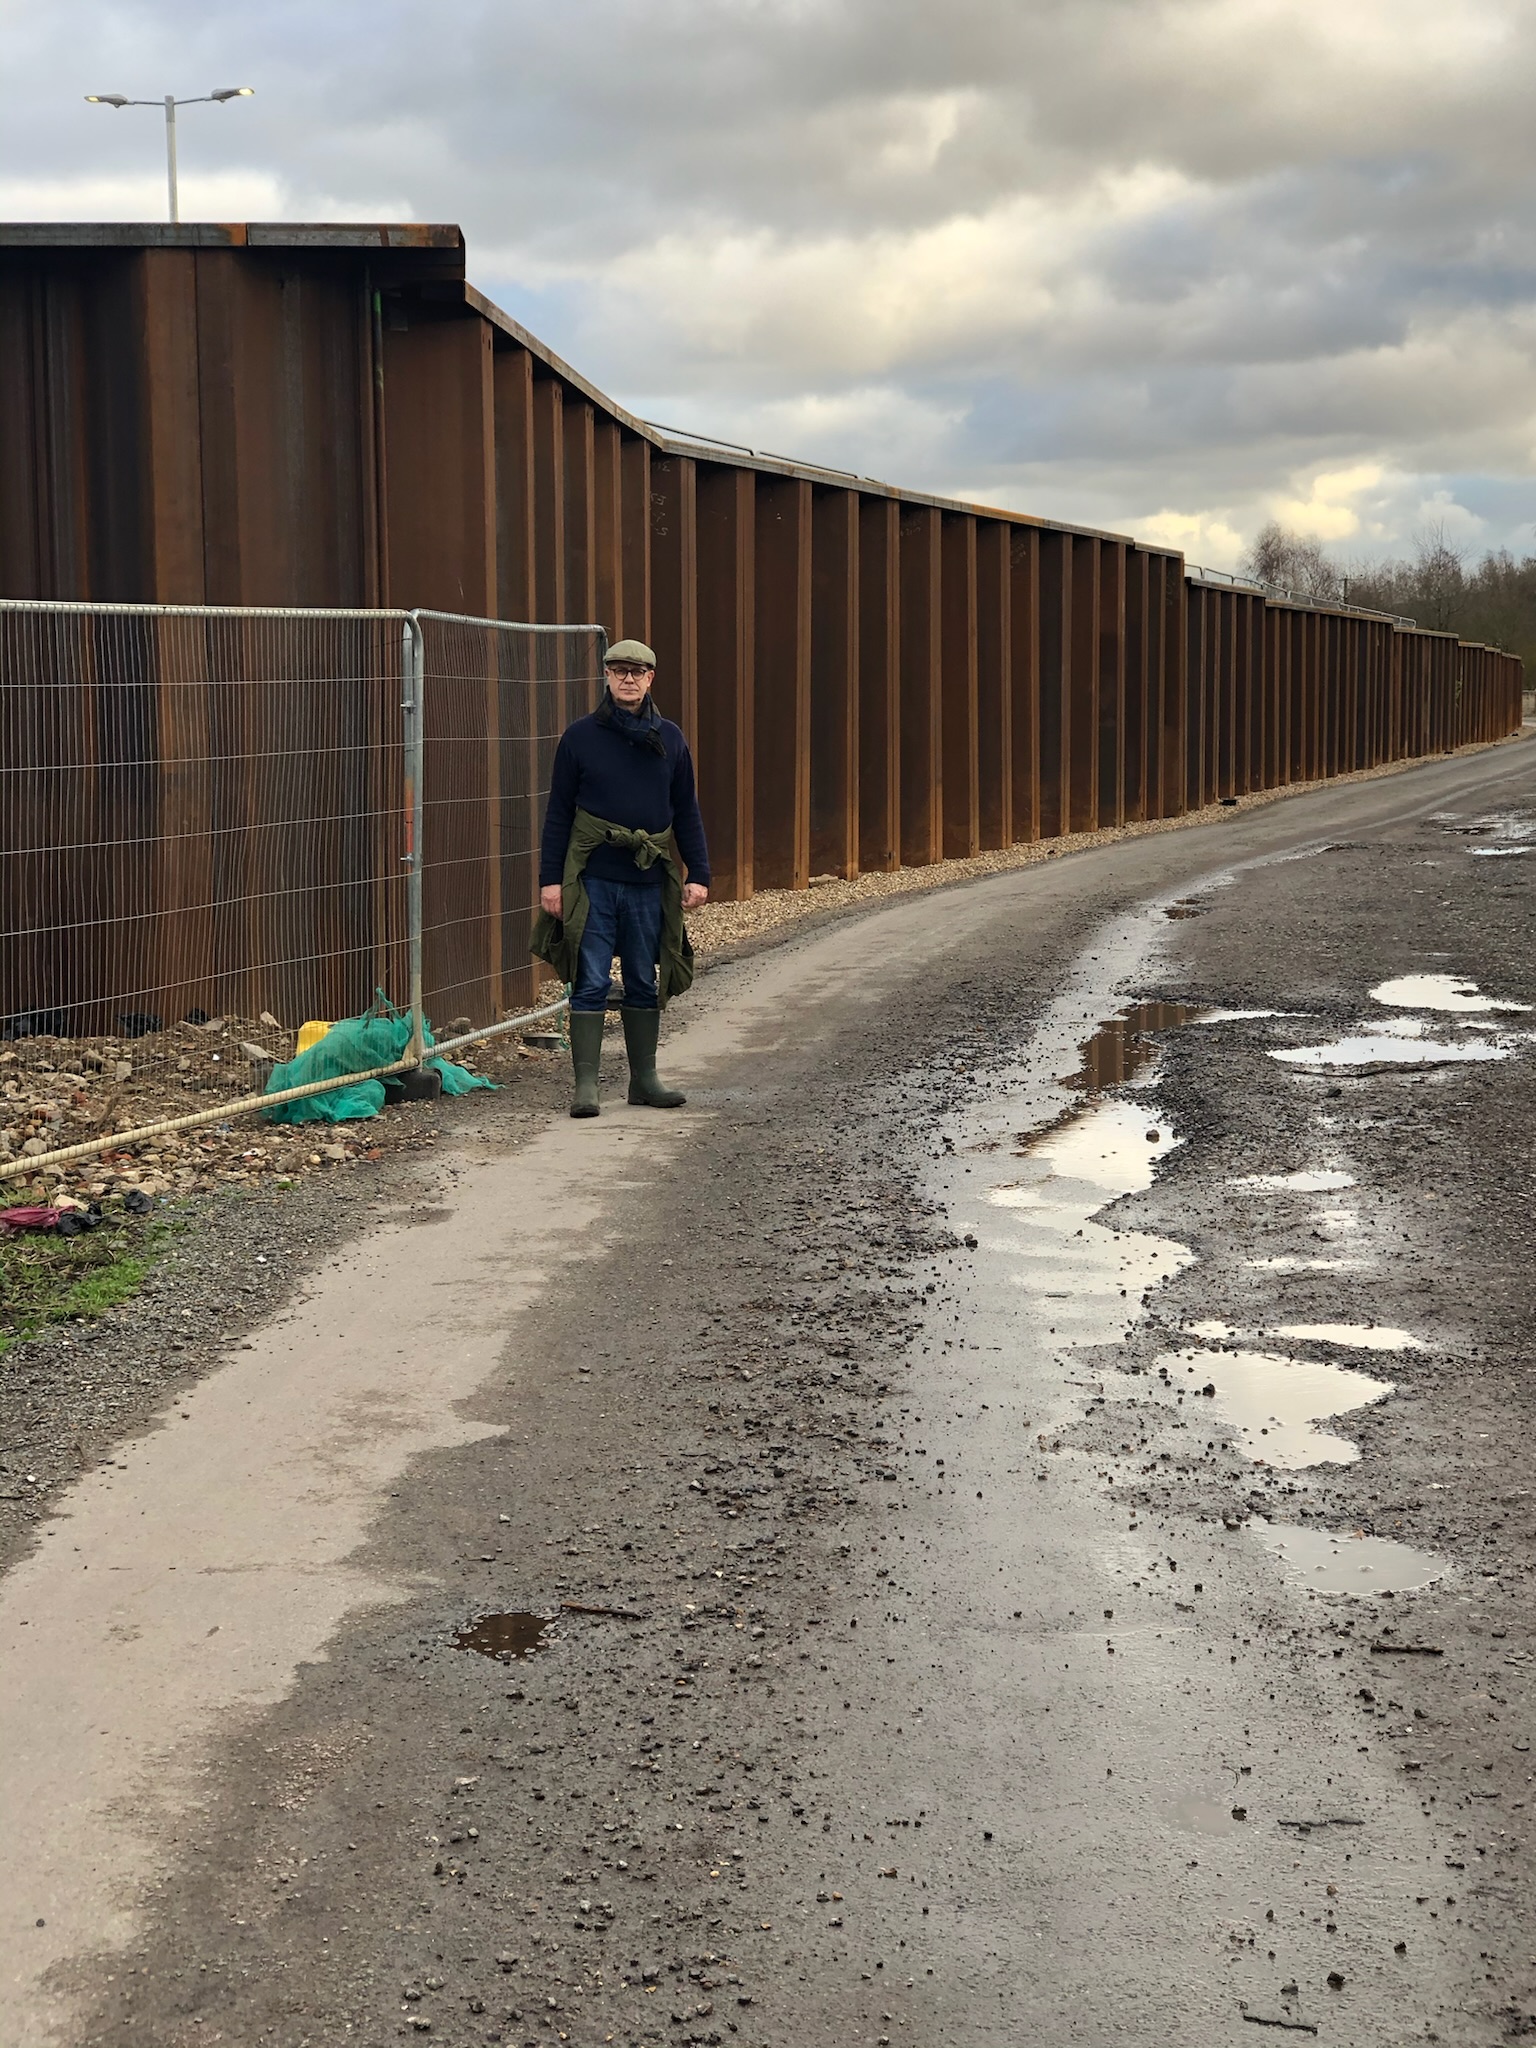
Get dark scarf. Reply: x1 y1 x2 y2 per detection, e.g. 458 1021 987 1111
595 687 667 757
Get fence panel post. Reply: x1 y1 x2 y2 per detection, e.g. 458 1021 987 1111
403 615 426 1065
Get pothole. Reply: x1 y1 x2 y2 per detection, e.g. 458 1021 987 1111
1272 1322 1426 1351
1190 1008 1294 1024
1370 974 1531 1014
1228 1168 1356 1192
1062 1002 1208 1090
1245 1255 1372 1272
1460 810 1536 842
988 1100 1193 1350
1063 999 1303 1095
1186 1319 1425 1352
453 1611 553 1662
1249 1520 1448 1595
1153 1346 1393 1467
1272 1030 1514 1070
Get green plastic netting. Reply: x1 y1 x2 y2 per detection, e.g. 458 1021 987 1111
261 996 496 1124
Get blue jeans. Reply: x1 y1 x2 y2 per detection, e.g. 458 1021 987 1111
570 874 662 1012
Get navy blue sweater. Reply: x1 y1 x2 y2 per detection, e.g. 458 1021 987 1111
539 704 711 890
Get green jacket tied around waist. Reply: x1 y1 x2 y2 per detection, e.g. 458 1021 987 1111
529 807 695 1007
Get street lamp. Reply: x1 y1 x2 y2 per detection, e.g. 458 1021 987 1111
85 87 254 223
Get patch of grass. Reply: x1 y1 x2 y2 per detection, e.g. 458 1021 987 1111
0 1210 171 1360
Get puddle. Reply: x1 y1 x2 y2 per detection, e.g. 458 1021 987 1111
1272 1322 1426 1351
1063 1002 1208 1090
1249 1520 1448 1595
1190 1008 1294 1024
1245 1255 1370 1271
1467 811 1536 841
1031 1097 1179 1192
1272 1031 1513 1069
1189 1317 1422 1349
1370 974 1530 1014
988 1100 1193 1348
1470 846 1530 858
453 1611 553 1662
1153 1345 1393 1467
1228 1168 1355 1192
1169 1794 1247 1836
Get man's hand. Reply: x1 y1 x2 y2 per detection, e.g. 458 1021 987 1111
540 884 563 917
681 883 709 911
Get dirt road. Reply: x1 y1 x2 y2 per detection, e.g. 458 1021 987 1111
3 738 1534 2048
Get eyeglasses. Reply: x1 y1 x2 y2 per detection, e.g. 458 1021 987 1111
605 664 655 678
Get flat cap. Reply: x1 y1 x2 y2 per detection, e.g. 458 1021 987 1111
605 638 656 667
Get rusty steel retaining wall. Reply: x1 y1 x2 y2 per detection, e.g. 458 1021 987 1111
0 223 1524 925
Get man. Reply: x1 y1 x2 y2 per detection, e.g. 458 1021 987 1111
532 639 710 1118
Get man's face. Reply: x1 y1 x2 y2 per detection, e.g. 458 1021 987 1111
606 661 654 709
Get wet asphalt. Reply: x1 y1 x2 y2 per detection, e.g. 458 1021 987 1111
12 737 1536 2048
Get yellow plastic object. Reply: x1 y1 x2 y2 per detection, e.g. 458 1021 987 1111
295 1020 332 1056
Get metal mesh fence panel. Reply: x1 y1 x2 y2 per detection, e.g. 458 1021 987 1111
414 613 606 1046
0 601 412 1187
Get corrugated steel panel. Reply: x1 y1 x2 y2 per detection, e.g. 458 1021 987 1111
0 223 1524 910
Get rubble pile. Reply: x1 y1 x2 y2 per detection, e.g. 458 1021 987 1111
0 1010 545 1202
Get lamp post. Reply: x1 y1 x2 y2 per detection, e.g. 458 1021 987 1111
85 88 254 223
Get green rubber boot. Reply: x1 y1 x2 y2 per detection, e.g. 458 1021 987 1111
622 1006 686 1108
568 1010 605 1118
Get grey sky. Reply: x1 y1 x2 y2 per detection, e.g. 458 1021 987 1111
4 0 1535 566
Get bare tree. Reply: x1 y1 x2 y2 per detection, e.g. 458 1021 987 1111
1239 518 1535 669
1241 520 1344 602
1411 520 1468 635
1243 519 1293 587
1343 525 1536 664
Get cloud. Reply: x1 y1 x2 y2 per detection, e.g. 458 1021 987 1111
1272 464 1388 542
0 169 413 223
2 0 1535 564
